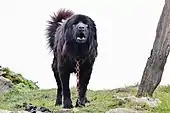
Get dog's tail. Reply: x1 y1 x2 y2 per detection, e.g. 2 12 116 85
46 9 74 51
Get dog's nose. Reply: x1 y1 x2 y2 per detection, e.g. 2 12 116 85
77 23 86 31
78 25 85 31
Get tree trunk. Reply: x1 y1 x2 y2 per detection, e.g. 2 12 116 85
137 0 170 97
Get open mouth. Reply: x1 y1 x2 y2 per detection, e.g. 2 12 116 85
76 33 87 43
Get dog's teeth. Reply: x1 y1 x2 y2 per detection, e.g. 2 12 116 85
77 37 81 40
77 37 86 40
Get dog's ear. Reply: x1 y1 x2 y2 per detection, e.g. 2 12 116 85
89 24 97 41
94 29 97 40
64 17 73 32
93 22 97 40
63 19 74 42
87 17 97 41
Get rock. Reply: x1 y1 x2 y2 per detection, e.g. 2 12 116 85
0 66 6 76
0 66 39 90
107 95 161 113
115 88 131 93
72 108 79 112
106 108 146 113
116 96 161 108
0 76 13 93
131 96 161 108
24 103 79 113
0 110 30 113
0 103 78 113
24 103 51 113
58 109 74 113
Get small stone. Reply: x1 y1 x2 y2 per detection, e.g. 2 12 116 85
0 76 13 93
73 108 79 112
106 108 146 113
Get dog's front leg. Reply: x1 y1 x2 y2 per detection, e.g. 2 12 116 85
59 66 73 109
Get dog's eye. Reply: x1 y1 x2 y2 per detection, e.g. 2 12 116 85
86 25 88 28
72 25 76 28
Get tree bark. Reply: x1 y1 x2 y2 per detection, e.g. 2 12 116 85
137 0 170 97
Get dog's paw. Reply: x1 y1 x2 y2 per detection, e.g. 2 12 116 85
55 99 62 106
75 97 85 107
63 98 73 109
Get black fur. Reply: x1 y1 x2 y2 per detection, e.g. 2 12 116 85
46 9 98 108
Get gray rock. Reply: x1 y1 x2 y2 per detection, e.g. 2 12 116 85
24 103 51 113
0 110 30 113
106 108 146 113
0 76 13 93
0 110 52 113
59 108 79 113
117 96 161 108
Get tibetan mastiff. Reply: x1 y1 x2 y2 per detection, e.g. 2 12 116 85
46 9 98 108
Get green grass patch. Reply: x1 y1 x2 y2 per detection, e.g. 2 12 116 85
0 85 170 113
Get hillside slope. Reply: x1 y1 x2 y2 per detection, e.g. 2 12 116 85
0 85 170 113
0 66 39 91
0 66 170 113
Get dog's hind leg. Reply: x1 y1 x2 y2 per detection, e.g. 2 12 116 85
52 58 62 106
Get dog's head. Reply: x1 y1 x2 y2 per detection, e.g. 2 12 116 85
72 21 89 43
64 14 97 44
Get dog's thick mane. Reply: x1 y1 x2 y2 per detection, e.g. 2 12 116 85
46 8 98 59
46 9 74 51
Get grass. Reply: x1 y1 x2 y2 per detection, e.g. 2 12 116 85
0 85 170 113
152 85 170 113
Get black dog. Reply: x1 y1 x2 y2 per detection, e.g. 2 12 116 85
46 9 98 108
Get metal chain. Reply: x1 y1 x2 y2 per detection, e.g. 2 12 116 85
75 60 81 95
